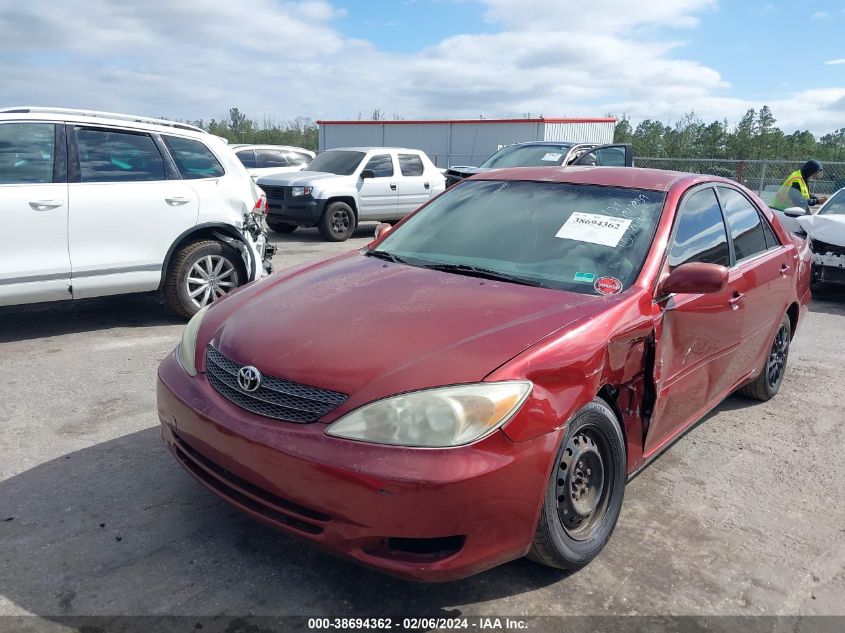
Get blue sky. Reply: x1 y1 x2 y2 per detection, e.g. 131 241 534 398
1 0 843 133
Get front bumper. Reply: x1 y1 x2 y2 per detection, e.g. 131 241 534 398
156 352 555 581
265 192 327 226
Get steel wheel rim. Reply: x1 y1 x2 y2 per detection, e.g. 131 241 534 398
186 255 238 309
331 210 351 235
766 324 789 388
555 427 611 541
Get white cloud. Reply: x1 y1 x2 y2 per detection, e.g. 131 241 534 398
0 0 842 134
826 59 845 65
812 11 829 18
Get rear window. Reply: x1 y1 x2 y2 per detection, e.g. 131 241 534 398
76 127 165 183
163 135 225 179
399 154 425 176
236 150 257 168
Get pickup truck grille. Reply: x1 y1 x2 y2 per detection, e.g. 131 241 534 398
204 345 348 423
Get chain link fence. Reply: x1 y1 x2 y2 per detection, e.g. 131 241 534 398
634 158 845 204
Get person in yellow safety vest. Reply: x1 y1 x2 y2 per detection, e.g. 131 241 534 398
772 160 826 211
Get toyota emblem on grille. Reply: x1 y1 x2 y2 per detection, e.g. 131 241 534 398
237 366 262 392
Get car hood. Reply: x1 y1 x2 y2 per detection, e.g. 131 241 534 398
797 213 845 247
206 252 610 417
255 170 347 187
445 166 489 178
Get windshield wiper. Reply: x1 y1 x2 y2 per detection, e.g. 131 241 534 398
366 250 407 264
420 263 544 287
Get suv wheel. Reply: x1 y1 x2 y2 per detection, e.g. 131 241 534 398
163 240 244 318
318 201 356 242
266 218 297 234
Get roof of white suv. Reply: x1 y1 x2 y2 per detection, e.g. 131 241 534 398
231 144 315 155
0 106 209 139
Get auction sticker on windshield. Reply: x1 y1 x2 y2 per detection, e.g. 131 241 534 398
555 212 632 247
594 276 623 296
542 152 563 161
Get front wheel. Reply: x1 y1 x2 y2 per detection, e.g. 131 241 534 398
163 240 244 318
528 399 626 571
739 314 791 401
318 201 357 242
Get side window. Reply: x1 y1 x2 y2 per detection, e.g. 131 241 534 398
0 123 55 184
718 187 769 261
285 151 311 166
256 149 289 168
668 188 731 270
76 128 165 183
236 150 257 169
364 154 394 178
162 135 225 179
398 154 424 177
761 215 780 249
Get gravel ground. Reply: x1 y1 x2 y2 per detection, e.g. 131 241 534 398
1 225 843 623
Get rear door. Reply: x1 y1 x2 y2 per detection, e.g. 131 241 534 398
715 186 794 376
395 153 431 216
357 153 399 220
67 125 199 299
0 121 71 305
646 186 744 457
573 144 633 167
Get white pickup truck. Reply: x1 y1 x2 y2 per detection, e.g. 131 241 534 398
256 147 446 241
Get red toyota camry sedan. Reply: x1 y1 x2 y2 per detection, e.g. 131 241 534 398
157 167 811 582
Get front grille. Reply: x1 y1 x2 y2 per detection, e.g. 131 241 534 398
173 433 330 534
205 345 347 423
259 185 287 201
810 238 845 257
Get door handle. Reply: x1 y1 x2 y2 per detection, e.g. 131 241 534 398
729 292 745 310
165 196 190 206
389 183 397 191
29 200 63 211
779 263 791 276
424 182 430 189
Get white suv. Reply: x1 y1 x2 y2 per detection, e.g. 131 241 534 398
0 107 272 317
257 147 446 241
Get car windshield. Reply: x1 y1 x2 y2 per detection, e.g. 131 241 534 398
480 144 573 169
820 190 845 215
373 180 666 295
305 150 365 175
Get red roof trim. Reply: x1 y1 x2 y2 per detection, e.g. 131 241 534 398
316 117 617 126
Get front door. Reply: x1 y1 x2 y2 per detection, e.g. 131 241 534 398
357 153 398 220
0 121 71 306
646 187 744 457
67 125 199 298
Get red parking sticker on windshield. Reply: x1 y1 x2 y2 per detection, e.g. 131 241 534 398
594 276 623 296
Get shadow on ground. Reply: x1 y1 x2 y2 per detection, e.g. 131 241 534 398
0 427 568 618
0 293 182 343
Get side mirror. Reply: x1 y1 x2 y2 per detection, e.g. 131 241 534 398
360 169 376 179
783 206 809 218
374 222 393 240
658 263 728 296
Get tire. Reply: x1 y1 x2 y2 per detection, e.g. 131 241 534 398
739 314 791 401
266 218 297 234
528 398 626 571
163 240 245 319
318 201 357 242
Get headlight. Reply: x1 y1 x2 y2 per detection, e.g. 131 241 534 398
325 381 532 447
176 305 210 376
291 186 313 197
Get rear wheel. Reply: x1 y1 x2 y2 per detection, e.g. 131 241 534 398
163 240 244 318
529 399 626 571
739 314 791 401
266 218 297 234
318 201 356 242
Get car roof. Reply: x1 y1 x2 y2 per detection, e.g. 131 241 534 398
326 147 426 153
500 141 580 147
0 106 209 139
231 144 314 153
471 166 724 192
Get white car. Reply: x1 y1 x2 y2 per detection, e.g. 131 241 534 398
796 188 845 286
0 107 273 317
257 147 446 241
231 144 315 181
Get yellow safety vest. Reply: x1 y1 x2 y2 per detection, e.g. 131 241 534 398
772 170 810 210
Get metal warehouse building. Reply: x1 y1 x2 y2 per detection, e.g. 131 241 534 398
317 117 616 168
